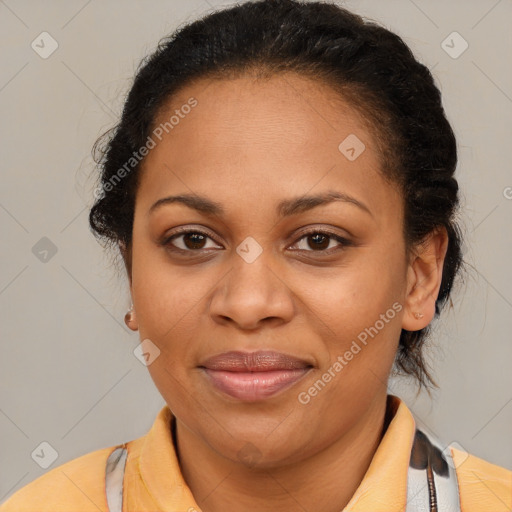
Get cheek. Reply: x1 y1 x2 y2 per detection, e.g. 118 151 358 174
130 229 200 340
304 243 407 337
303 242 407 386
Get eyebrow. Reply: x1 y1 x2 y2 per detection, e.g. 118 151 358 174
148 190 373 218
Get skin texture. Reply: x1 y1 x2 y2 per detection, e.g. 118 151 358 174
123 72 448 512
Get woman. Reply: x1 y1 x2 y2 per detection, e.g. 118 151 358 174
1 0 510 511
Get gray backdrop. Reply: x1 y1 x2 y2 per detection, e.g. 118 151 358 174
1 0 511 502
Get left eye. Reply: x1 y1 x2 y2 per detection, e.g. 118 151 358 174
163 229 349 253
291 230 349 252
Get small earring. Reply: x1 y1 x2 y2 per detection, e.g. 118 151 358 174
414 312 424 319
124 304 134 328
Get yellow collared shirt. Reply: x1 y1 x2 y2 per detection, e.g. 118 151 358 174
1 395 510 511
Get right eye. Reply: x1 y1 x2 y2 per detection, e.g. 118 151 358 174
161 228 223 253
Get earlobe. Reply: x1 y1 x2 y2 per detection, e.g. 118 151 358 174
402 228 449 331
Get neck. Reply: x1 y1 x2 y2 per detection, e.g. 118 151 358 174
175 392 390 512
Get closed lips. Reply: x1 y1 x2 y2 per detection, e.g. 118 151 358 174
199 350 314 372
199 350 314 401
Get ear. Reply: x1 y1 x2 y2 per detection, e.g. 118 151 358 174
120 241 133 288
402 227 449 331
120 242 139 331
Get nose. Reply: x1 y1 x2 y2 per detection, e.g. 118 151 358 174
208 252 295 330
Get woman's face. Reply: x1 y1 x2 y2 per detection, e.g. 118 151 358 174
128 73 413 467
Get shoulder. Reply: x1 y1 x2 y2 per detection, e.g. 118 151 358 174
452 446 512 512
0 444 120 512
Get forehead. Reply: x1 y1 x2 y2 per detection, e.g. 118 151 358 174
152 72 376 157
136 72 400 222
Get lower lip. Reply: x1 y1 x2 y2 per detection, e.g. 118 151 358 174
202 368 311 401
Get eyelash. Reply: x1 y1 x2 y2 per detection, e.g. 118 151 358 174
161 227 352 256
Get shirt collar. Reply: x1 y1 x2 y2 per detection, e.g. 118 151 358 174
344 394 416 511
